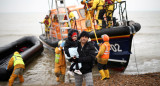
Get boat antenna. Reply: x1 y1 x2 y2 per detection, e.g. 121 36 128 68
48 0 51 10
51 0 54 9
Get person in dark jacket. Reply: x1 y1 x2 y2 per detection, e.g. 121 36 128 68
64 29 82 75
72 31 96 86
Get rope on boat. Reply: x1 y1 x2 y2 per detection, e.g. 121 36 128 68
85 3 99 44
132 34 140 75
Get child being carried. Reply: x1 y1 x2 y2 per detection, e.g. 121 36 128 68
64 29 82 75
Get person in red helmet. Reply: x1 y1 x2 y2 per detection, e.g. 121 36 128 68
96 34 110 80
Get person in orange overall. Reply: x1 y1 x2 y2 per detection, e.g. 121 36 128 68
81 0 94 32
96 34 110 80
54 40 66 83
6 51 25 86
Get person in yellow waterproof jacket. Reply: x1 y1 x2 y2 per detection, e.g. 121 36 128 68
6 51 25 86
88 0 105 30
96 34 110 80
64 8 75 28
106 0 121 28
54 40 66 83
81 0 94 32
42 15 51 39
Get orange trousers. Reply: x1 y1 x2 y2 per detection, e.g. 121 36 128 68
9 69 24 86
54 66 66 82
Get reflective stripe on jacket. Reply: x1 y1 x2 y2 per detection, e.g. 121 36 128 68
13 55 25 66
100 42 110 59
96 42 110 64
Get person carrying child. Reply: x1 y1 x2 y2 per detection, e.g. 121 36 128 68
64 29 82 75
54 40 66 83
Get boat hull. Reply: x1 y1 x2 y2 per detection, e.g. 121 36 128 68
39 21 141 71
0 36 44 81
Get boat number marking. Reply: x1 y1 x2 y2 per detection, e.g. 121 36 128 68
110 43 122 52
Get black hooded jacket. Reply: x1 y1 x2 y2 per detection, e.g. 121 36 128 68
64 29 79 57
77 41 96 74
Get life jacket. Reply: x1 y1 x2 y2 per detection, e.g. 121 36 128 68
13 54 25 66
105 0 113 5
100 42 110 59
44 19 49 25
96 0 106 10
55 53 60 63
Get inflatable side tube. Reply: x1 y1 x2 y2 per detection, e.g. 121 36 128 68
89 21 141 38
0 36 44 81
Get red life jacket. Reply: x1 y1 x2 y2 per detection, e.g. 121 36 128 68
44 20 49 25
105 0 113 5
64 15 67 20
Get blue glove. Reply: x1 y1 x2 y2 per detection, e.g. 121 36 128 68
86 1 88 3
97 43 99 45
81 0 83 1
60 41 65 47
6 66 8 70
69 18 71 21
87 9 90 11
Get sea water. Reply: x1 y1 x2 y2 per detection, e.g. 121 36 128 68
0 11 160 85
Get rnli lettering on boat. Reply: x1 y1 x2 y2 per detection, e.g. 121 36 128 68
110 43 122 52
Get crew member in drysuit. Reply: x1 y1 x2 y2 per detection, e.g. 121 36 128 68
42 15 51 39
81 0 94 32
96 34 110 80
64 8 75 28
54 40 66 83
106 0 121 28
88 0 105 30
6 51 25 86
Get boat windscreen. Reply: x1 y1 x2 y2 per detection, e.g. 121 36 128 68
79 9 85 18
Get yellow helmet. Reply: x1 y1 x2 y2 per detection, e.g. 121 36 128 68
101 34 109 42
14 51 19 55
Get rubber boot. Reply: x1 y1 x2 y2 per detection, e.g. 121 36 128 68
99 70 107 80
56 77 60 82
60 74 65 83
18 75 24 83
104 69 110 79
55 72 60 82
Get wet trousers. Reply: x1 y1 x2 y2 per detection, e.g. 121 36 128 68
9 68 24 86
54 66 66 82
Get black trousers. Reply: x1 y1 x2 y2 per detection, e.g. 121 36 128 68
70 62 79 71
97 63 108 70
